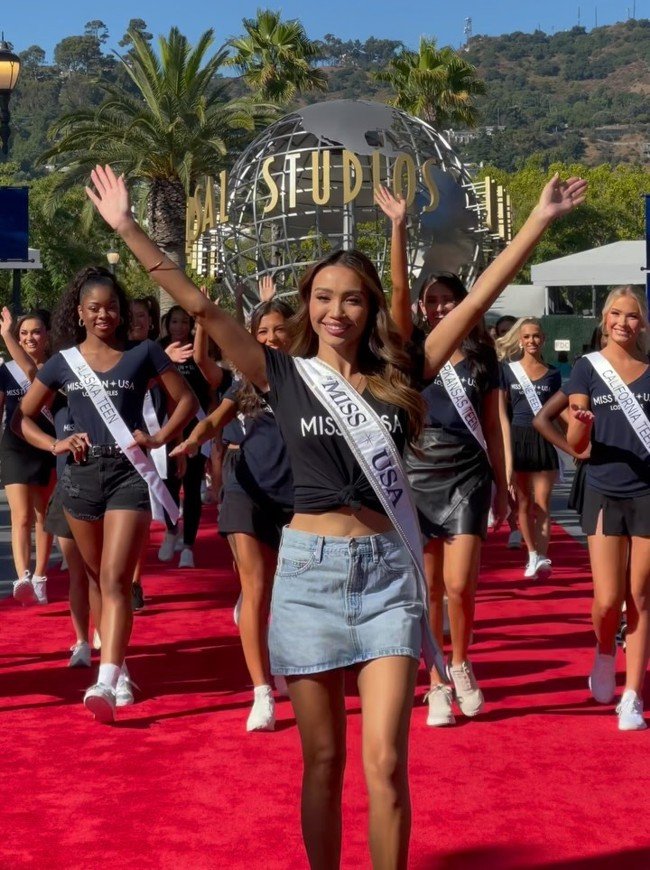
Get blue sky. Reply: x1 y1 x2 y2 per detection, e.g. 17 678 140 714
1 0 647 61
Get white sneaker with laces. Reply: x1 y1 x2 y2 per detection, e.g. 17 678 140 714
158 531 180 562
507 530 522 549
83 683 116 723
115 670 139 708
588 646 617 703
447 660 484 717
424 683 456 726
233 591 243 627
616 690 647 731
246 685 275 732
69 641 91 668
13 570 35 605
524 553 539 579
179 547 195 569
31 574 48 605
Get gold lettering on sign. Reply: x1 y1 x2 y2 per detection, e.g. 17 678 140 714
371 151 383 190
311 150 331 206
392 154 416 206
285 153 299 209
219 170 228 222
421 159 440 212
342 150 363 204
185 185 203 254
202 182 216 232
262 157 279 214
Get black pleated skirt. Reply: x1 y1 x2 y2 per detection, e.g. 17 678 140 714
511 425 559 473
404 427 493 541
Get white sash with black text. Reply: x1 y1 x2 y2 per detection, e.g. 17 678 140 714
439 360 487 450
6 360 54 425
60 347 179 523
509 360 566 479
293 356 445 675
142 391 168 479
586 351 650 454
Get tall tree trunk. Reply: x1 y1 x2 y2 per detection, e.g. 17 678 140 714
146 177 187 315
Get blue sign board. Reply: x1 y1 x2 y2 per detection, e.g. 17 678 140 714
0 187 29 262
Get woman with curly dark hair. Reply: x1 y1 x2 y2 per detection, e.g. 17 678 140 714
172 298 294 732
14 266 197 722
87 164 585 867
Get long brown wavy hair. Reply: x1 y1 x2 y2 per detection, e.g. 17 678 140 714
290 249 425 441
236 299 294 417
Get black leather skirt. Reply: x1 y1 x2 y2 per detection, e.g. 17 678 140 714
404 427 492 541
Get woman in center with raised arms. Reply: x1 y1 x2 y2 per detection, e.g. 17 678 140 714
87 164 585 869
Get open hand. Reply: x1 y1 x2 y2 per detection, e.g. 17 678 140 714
169 439 199 459
0 306 13 338
374 185 407 224
85 165 133 234
165 341 194 364
536 173 588 223
258 275 276 303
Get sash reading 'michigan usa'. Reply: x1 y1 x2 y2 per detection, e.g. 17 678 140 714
294 355 445 675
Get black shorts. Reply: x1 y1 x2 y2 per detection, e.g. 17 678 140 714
0 429 55 487
60 454 150 521
581 486 650 537
44 481 73 539
512 425 559 473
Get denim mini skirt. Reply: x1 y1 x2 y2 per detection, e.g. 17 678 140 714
269 527 424 676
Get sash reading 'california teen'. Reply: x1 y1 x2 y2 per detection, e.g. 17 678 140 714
586 351 650 454
294 355 445 676
60 347 179 523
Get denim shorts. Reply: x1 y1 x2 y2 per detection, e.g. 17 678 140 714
269 527 423 676
60 454 151 521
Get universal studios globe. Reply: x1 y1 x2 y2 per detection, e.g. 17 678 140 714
199 100 488 301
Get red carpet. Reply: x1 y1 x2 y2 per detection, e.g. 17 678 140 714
1 514 649 869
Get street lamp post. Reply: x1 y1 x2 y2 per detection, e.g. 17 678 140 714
0 35 21 156
106 249 120 275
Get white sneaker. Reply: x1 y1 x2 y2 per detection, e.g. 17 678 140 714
536 557 552 577
83 683 116 723
158 531 180 562
31 574 48 605
174 533 185 552
424 683 456 726
447 660 484 717
507 530 522 549
588 646 617 704
69 641 91 668
179 547 195 569
115 670 139 708
233 591 243 627
616 690 647 731
92 629 102 650
246 685 275 732
524 553 539 579
13 570 36 605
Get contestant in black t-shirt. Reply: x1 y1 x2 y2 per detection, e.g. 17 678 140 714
376 186 508 727
567 286 650 731
88 162 585 865
15 266 197 723
0 307 59 607
158 300 223 568
496 318 562 580
172 297 294 732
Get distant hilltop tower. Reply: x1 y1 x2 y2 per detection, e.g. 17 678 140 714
463 17 473 50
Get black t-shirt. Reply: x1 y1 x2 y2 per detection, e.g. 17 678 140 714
53 403 74 477
567 356 650 497
263 347 408 515
0 360 65 445
500 363 562 426
159 337 211 414
36 340 171 445
223 379 293 507
215 369 244 446
420 356 500 439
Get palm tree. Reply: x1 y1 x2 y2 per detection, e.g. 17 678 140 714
40 26 271 307
227 9 327 103
375 37 486 129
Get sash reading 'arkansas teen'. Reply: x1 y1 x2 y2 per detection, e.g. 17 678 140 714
439 360 488 450
6 360 54 425
586 351 650 454
60 347 179 524
293 355 445 675
508 360 566 480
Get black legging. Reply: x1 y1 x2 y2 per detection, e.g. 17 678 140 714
164 453 206 546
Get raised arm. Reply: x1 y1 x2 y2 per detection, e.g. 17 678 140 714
0 307 37 381
86 166 267 389
422 174 587 378
193 287 224 389
375 186 412 342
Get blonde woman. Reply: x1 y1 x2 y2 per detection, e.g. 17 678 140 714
497 318 562 579
567 286 650 731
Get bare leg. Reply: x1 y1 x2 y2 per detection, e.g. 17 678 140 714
64 511 103 644
132 523 150 586
514 472 535 554
442 534 482 666
32 475 56 576
587 512 627 655
60 536 90 644
229 532 276 687
287 670 347 870
531 470 556 557
423 540 445 683
624 536 650 695
5 483 33 576
358 656 418 870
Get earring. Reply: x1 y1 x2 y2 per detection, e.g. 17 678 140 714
78 318 85 328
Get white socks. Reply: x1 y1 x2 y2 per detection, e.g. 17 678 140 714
98 663 121 689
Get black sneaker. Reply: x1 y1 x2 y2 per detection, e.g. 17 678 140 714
132 582 145 612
